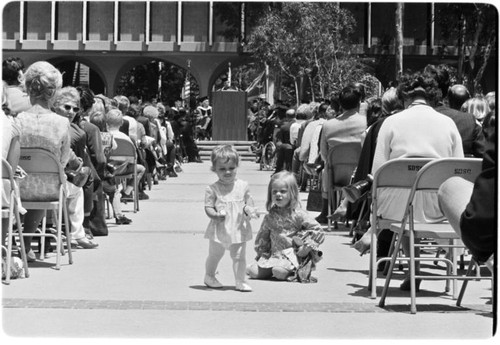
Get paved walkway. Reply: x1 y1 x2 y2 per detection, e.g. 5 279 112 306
2 160 495 340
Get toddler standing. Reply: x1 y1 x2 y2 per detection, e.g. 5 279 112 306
247 171 325 282
204 145 258 292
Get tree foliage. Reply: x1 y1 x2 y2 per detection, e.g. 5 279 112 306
435 3 497 94
247 2 373 103
116 61 199 107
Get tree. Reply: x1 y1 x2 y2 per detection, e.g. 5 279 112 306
395 3 404 80
435 3 497 94
247 2 370 104
116 61 199 106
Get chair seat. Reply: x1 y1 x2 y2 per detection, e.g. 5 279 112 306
390 222 460 240
22 201 60 210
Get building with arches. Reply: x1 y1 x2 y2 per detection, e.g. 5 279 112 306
2 1 497 101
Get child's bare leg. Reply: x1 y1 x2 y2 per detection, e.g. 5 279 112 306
205 240 225 277
231 243 252 291
247 263 273 279
230 243 247 282
272 266 293 280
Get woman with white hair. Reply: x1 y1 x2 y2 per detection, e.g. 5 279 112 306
51 86 99 248
16 61 87 261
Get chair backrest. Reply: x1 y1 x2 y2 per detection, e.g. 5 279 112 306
372 158 433 190
18 147 65 181
327 141 362 187
109 137 136 163
411 157 482 197
18 147 66 202
371 158 433 224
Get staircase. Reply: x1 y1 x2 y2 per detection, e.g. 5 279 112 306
197 141 257 161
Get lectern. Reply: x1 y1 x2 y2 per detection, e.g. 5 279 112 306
212 91 247 141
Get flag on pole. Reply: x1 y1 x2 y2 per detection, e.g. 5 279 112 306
182 60 191 109
181 73 190 108
245 71 265 93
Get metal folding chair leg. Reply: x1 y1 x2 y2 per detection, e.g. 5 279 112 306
456 258 493 306
3 200 30 284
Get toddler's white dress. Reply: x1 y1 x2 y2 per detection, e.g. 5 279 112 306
204 178 253 248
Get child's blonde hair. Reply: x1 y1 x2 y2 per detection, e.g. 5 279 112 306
266 171 300 211
210 144 239 171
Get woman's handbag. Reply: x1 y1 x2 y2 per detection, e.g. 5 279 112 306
306 177 323 212
65 166 92 187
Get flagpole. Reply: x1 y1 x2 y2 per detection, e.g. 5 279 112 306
186 59 191 110
158 61 162 101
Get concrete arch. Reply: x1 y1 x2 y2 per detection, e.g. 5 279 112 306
47 55 109 90
112 56 200 97
207 55 255 96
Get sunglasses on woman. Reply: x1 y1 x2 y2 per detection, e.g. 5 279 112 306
63 104 80 113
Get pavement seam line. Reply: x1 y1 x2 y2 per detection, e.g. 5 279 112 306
2 298 492 314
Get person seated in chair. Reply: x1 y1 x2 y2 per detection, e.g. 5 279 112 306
438 111 495 273
17 62 98 261
105 109 146 201
52 86 100 247
317 86 367 225
354 70 464 291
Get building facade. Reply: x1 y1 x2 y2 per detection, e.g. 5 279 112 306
2 1 497 99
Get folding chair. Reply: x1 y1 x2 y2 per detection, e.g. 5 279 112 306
378 157 484 314
456 256 494 306
326 141 361 231
17 148 73 270
2 158 30 283
369 158 432 298
109 137 139 212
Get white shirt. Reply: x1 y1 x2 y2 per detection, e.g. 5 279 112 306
290 120 303 146
123 115 138 143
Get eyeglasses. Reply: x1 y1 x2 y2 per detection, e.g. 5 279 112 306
63 104 80 113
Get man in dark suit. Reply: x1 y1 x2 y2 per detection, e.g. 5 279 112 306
425 64 485 158
434 84 485 158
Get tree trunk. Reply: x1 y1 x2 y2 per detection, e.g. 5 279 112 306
457 14 467 84
294 77 300 106
395 3 404 81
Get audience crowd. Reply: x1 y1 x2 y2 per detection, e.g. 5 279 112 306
246 63 495 292
1 57 208 270
2 58 495 297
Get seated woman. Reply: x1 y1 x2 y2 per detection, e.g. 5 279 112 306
51 86 98 249
16 61 97 261
353 70 464 291
2 81 24 249
348 87 404 257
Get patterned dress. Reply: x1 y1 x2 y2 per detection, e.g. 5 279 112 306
204 179 253 248
254 206 322 271
17 107 71 201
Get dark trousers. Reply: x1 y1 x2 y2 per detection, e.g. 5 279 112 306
274 144 294 173
85 181 109 236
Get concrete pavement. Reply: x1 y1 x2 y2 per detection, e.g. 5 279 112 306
2 160 496 340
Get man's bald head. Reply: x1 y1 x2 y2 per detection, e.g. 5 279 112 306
286 108 296 118
448 84 471 110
